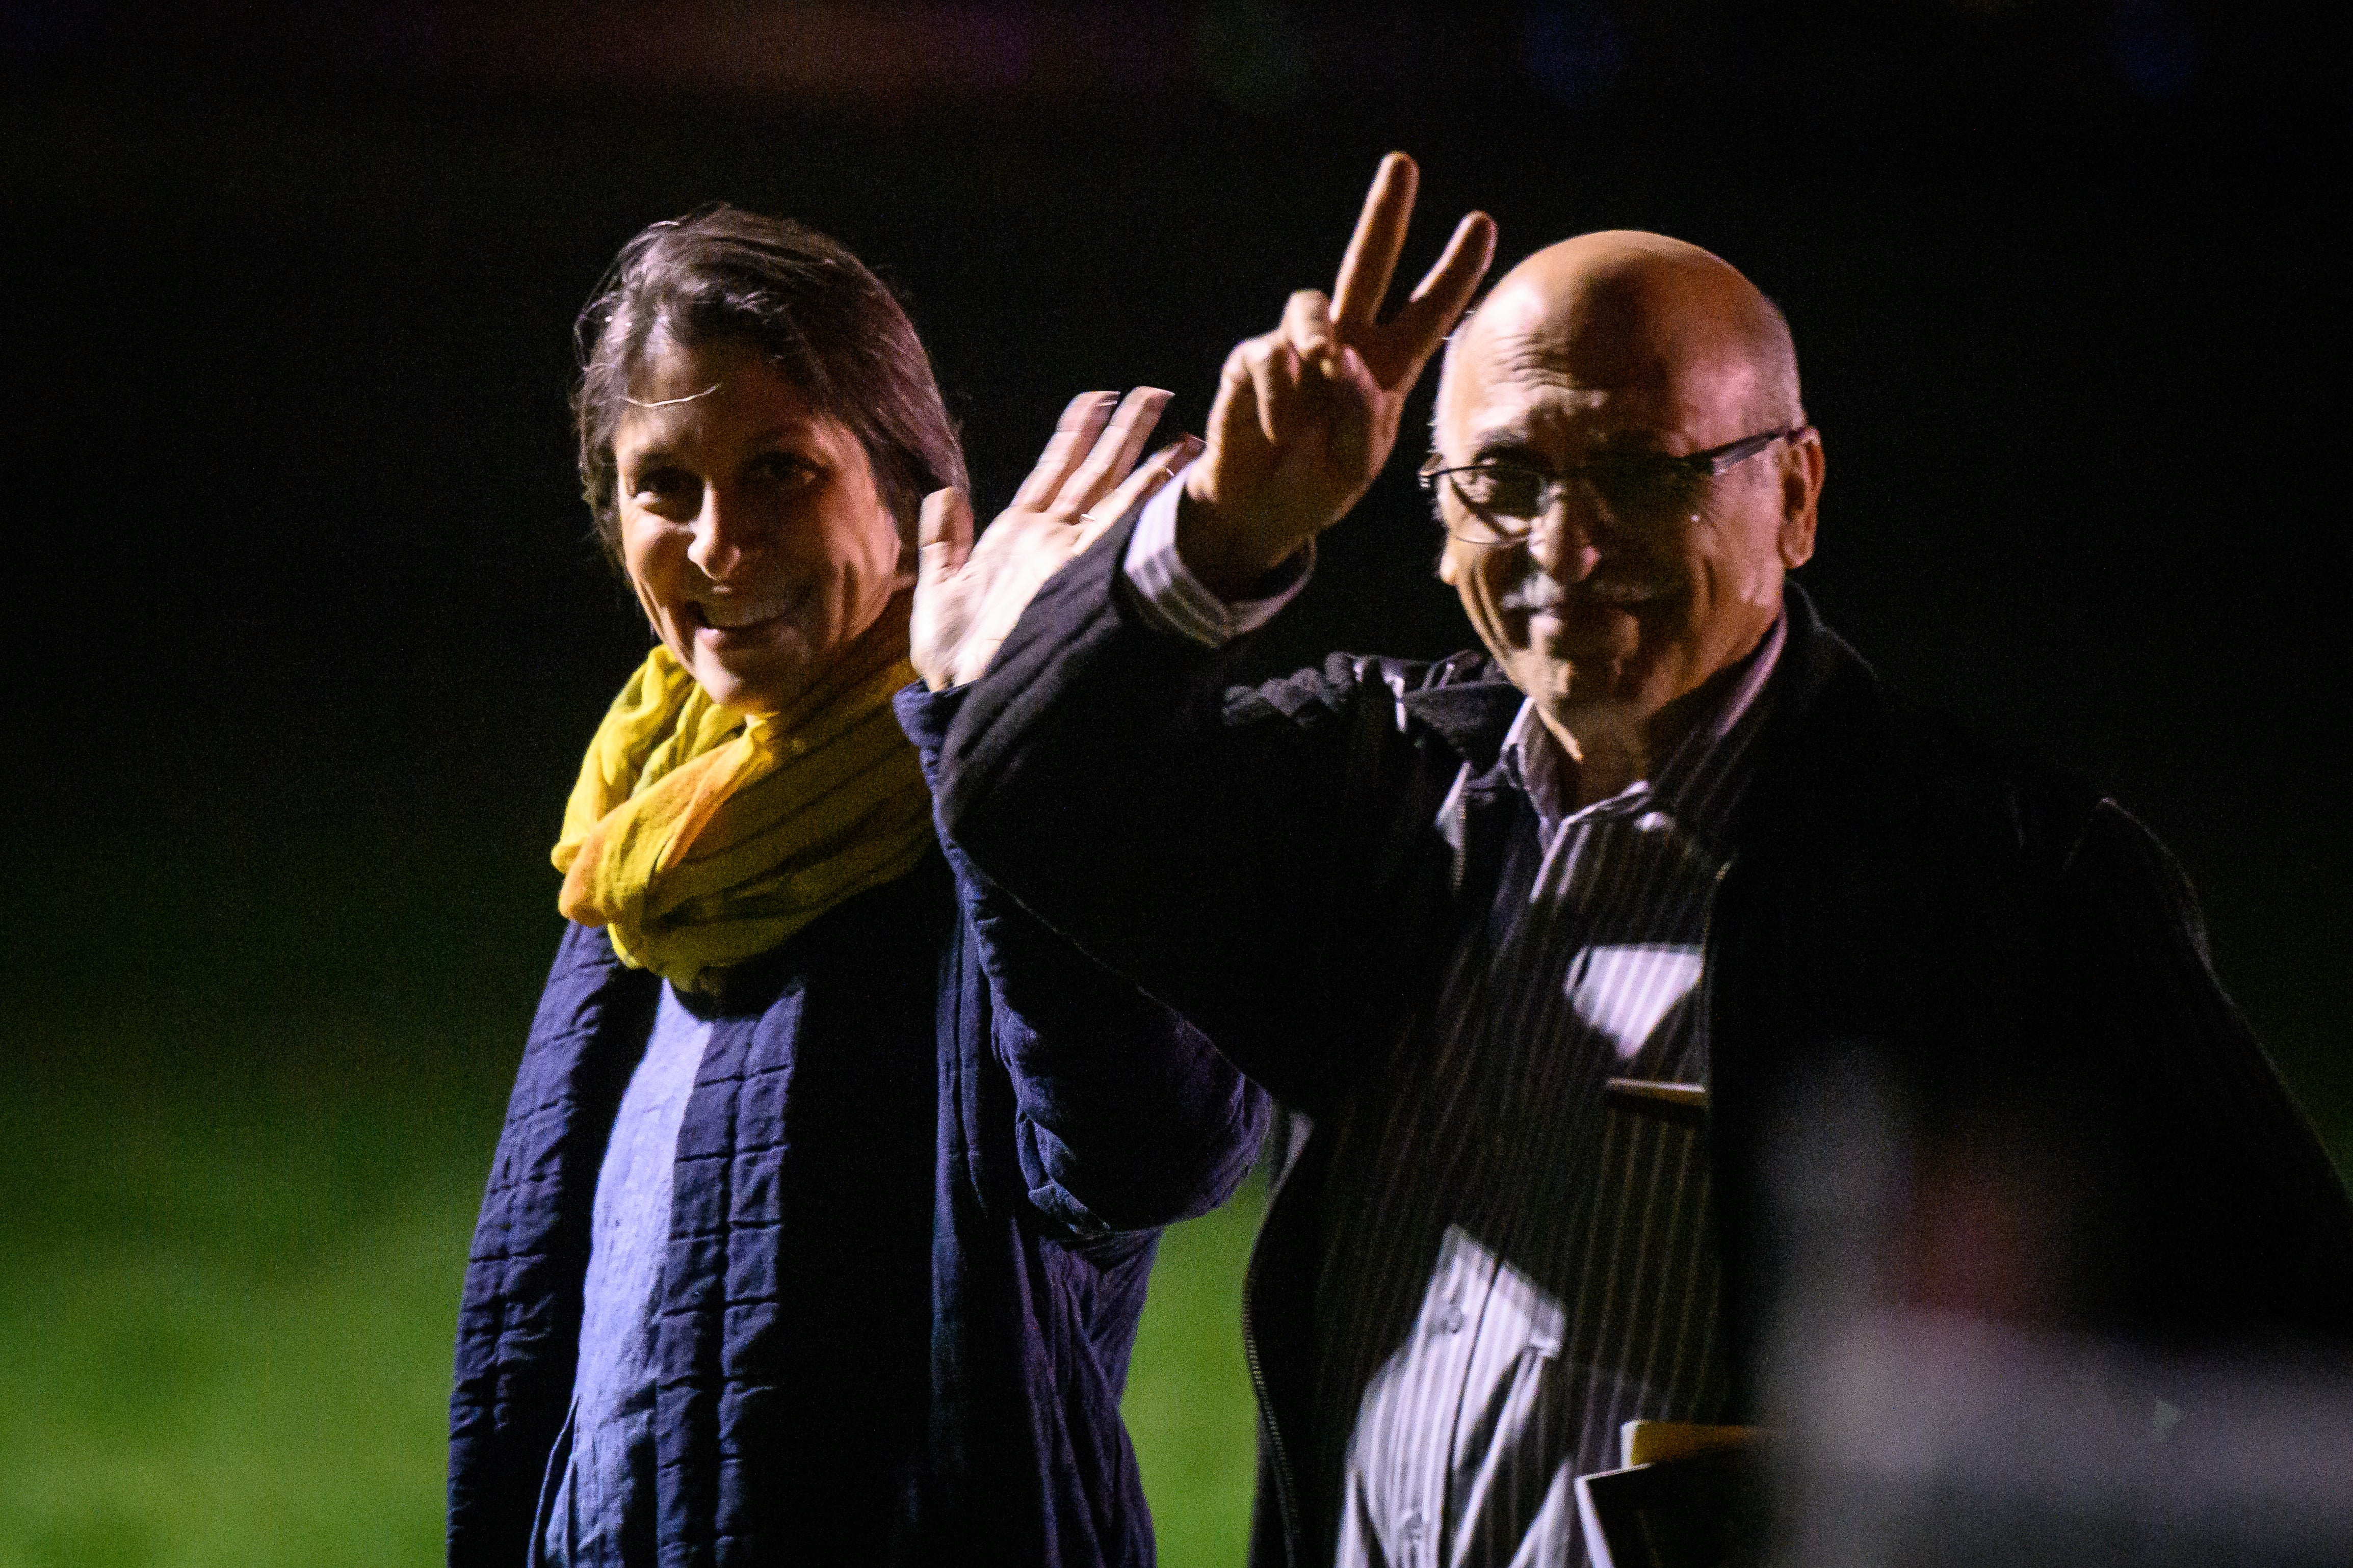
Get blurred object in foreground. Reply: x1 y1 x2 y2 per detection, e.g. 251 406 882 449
1761 1061 2353 1567
1777 1312 2353 1567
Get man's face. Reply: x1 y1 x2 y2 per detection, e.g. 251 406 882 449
612 332 909 716
1434 273 1820 738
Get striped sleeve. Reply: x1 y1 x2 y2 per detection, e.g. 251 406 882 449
1120 461 1314 647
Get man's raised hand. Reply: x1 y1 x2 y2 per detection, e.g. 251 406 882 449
1178 153 1496 598
912 387 1200 691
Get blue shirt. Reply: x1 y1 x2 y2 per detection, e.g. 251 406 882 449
537 984 714 1565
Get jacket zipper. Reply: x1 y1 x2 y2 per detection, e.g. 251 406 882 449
1696 855 1736 1079
1700 856 1735 969
1449 770 1471 897
1240 1161 1305 1561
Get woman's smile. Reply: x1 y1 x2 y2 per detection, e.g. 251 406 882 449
689 587 809 636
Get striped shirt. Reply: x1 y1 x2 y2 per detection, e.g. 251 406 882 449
1306 617 1780 1568
1127 487 1784 1565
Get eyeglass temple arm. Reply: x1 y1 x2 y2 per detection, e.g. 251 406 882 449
1696 425 1813 476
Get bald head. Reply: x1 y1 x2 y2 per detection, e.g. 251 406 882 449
1428 229 1825 787
1438 231 1801 439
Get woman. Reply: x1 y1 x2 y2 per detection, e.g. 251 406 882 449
448 206 1263 1566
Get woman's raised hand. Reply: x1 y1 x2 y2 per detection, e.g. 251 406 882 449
1177 153 1496 598
912 387 1200 691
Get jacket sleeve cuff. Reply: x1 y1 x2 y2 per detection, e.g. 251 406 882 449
1121 460 1314 647
891 679 967 795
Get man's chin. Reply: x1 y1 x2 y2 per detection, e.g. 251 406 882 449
1515 648 1671 725
1506 651 1586 709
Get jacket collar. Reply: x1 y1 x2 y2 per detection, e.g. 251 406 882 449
1397 677 1524 770
1395 580 1865 777
1762 579 1874 727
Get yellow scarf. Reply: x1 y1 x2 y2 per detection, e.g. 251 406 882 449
553 642 935 993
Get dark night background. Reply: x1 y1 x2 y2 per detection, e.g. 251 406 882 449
3 2 2346 1561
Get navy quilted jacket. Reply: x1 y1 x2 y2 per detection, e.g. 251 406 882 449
448 684 1267 1566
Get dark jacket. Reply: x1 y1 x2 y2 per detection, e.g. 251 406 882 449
448 684 1268 1567
935 515 2353 1568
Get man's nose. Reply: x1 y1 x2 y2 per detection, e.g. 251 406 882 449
1524 481 1603 582
686 485 759 579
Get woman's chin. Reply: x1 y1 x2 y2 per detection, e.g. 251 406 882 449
685 642 816 716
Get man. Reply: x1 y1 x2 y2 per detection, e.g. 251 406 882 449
914 156 2353 1565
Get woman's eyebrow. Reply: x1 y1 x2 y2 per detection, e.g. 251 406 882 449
617 439 681 472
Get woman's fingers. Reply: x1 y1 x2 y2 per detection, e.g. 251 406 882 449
911 487 978 691
1330 151 1418 330
1081 434 1205 542
1056 385 1172 516
917 486 975 580
1011 390 1119 510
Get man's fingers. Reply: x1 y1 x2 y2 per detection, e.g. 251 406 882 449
1321 347 1383 484
1282 290 1338 373
917 487 975 581
1244 338 1301 448
1057 386 1172 516
1202 340 1268 479
1011 390 1119 510
1373 210 1498 387
1084 434 1205 541
1330 151 1419 330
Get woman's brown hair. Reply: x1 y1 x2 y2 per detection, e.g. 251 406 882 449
574 205 966 567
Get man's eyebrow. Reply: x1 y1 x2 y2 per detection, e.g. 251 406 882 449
1451 433 1686 473
1462 426 1541 460
1449 420 1544 456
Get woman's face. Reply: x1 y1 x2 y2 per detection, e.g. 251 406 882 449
611 330 909 716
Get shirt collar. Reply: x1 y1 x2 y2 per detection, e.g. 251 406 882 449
1499 612 1788 836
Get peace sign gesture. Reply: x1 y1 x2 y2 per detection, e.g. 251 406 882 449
1178 154 1497 598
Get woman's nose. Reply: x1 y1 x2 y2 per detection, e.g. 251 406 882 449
686 486 756 579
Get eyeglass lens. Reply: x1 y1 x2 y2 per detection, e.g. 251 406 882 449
1450 458 1705 538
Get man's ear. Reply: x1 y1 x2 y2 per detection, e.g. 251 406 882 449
1437 539 1462 586
1777 434 1825 568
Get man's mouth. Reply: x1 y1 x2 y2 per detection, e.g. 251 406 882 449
1501 576 1660 614
1573 579 1661 607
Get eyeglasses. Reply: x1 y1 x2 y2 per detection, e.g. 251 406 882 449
1418 426 1810 545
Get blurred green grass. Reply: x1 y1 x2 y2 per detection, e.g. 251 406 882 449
1123 1173 1266 1567
0 1002 1264 1568
6 829 2337 1568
